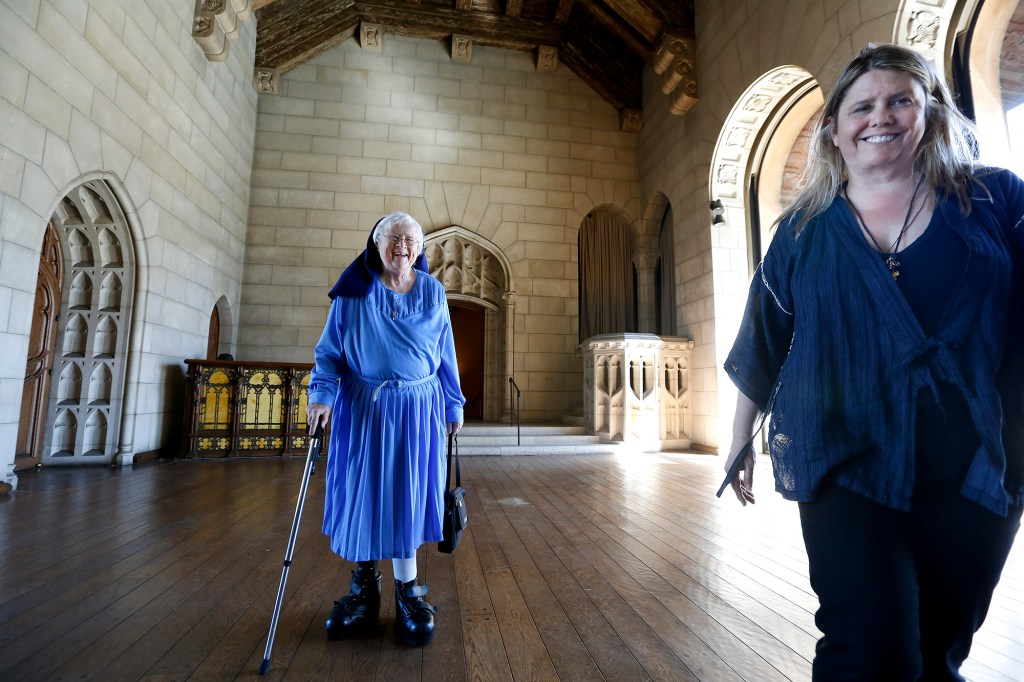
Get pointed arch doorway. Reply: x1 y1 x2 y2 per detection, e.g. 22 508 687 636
20 180 138 466
424 227 514 423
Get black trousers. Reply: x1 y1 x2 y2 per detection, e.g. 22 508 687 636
799 390 1021 681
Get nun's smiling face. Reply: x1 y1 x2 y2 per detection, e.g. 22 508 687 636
377 220 423 279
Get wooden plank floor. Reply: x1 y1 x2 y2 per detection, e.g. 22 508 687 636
1 452 1022 681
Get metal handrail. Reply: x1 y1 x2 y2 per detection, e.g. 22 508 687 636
508 377 521 446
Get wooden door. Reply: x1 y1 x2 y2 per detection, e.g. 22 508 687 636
16 223 64 470
449 302 485 420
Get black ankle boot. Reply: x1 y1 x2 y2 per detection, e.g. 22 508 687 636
326 561 381 640
394 579 436 646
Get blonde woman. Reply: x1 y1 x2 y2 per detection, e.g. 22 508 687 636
723 44 1024 679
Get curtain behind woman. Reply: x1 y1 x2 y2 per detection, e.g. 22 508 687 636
579 210 634 341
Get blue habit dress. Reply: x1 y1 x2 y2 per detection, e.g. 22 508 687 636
309 273 465 561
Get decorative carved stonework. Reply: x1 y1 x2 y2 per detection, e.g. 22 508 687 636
770 70 803 87
725 126 751 148
193 0 252 63
660 51 694 95
254 67 279 95
652 32 698 117
360 22 383 51
716 163 739 197
619 108 643 133
451 34 473 62
892 0 956 80
743 94 771 112
653 35 691 74
536 45 558 72
581 333 694 449
425 233 504 305
193 16 213 35
906 10 941 48
670 82 698 116
633 247 660 270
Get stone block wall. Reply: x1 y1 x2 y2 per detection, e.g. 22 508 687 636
0 0 257 479
240 36 640 422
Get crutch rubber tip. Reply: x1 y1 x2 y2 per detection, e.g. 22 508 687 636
258 658 271 675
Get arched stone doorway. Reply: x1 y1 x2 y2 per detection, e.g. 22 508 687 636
36 181 137 464
424 227 513 423
709 65 821 447
893 0 1024 169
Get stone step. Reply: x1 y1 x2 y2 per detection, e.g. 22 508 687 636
453 422 621 456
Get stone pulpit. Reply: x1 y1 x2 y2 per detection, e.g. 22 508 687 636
581 333 694 451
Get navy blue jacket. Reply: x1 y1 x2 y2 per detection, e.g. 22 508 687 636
726 169 1024 515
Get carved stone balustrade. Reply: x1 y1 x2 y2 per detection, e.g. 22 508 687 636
182 359 314 457
581 334 694 451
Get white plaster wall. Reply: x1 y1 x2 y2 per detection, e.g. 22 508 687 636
241 36 640 422
637 0 902 451
0 0 257 483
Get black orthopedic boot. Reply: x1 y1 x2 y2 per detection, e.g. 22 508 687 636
394 579 436 646
326 561 381 640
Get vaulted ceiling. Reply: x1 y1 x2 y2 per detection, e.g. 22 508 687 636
253 0 696 113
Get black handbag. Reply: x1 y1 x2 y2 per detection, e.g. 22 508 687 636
438 433 468 554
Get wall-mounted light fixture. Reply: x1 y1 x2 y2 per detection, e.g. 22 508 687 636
709 198 726 225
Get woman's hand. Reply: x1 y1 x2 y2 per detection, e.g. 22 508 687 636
307 402 331 431
446 421 463 436
724 443 756 506
726 391 760 506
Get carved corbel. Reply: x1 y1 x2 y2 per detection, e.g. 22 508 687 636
536 46 558 72
360 23 383 51
669 78 698 116
192 0 252 62
192 1 228 61
253 67 279 95
451 34 473 62
619 108 643 133
653 32 699 117
653 34 692 76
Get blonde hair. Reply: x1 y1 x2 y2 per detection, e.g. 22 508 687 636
780 44 979 235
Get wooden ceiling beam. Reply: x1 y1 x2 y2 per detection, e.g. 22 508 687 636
553 0 574 23
256 0 358 70
252 0 677 114
573 0 652 62
558 43 637 111
600 0 660 43
258 1 565 69
356 1 563 49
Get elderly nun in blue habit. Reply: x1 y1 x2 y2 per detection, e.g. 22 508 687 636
307 211 465 647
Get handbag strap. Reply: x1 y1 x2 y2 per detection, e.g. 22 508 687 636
446 432 461 493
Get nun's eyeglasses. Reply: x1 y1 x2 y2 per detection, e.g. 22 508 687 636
384 235 419 247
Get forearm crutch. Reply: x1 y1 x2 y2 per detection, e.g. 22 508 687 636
258 423 324 675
